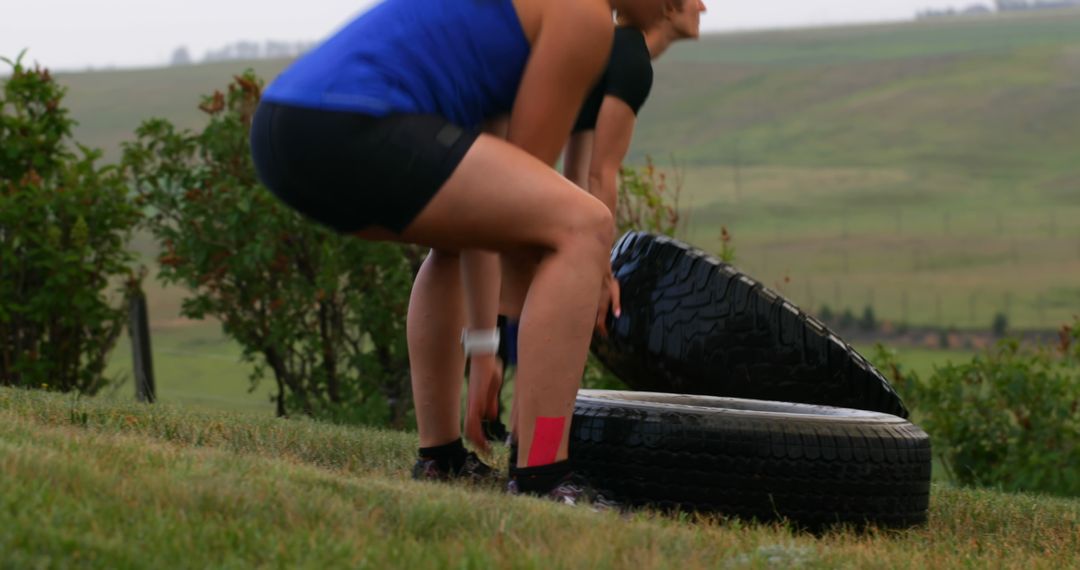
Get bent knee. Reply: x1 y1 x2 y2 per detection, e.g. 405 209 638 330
556 201 614 260
580 200 614 247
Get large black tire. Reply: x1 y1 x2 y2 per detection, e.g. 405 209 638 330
570 390 932 529
592 232 909 418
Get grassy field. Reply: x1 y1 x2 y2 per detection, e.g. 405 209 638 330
676 162 1080 330
104 321 275 414
636 10 1080 329
56 59 291 164
2 387 1077 569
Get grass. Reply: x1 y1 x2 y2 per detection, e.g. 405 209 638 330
675 162 1080 329
854 346 977 379
103 321 275 414
1 387 1078 569
57 59 291 164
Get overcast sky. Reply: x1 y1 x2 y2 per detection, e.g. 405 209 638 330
2 0 976 71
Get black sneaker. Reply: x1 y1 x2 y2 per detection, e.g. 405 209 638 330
481 418 509 443
412 451 498 484
507 471 621 510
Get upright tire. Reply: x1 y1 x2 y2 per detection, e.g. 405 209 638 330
592 232 909 418
570 390 932 529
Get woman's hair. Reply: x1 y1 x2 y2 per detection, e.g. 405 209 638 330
614 0 686 27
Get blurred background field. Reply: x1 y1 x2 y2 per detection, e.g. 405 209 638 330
47 8 1080 410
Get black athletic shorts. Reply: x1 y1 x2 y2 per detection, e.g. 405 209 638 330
250 101 481 234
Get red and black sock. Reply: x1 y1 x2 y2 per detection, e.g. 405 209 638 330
510 460 573 495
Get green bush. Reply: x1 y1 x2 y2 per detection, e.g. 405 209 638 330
122 71 418 427
616 156 683 238
874 322 1080 496
0 53 141 394
717 225 736 264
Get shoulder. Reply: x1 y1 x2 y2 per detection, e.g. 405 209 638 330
610 28 652 77
604 27 654 114
536 0 614 45
526 0 614 80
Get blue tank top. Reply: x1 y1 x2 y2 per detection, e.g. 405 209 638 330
263 0 531 129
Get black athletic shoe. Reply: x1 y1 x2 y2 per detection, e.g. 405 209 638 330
481 418 509 443
411 452 497 483
507 471 621 510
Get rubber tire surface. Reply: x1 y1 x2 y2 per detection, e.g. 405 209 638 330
593 232 909 418
570 390 931 529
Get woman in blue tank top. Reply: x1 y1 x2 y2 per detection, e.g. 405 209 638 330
462 0 709 475
251 0 669 504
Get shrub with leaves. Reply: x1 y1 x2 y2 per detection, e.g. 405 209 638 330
874 321 1080 497
717 225 736 264
122 71 417 427
616 156 684 238
0 52 140 394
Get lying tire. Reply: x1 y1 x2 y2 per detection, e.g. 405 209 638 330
593 232 909 418
570 390 931 529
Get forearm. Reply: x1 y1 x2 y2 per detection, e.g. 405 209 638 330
588 97 636 222
589 167 619 218
460 250 501 333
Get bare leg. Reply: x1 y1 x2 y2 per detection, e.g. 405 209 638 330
407 249 465 448
511 238 608 466
498 252 538 319
498 252 539 450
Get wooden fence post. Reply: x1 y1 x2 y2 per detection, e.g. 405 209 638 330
129 286 156 404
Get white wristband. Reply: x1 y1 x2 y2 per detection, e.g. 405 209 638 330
461 328 500 357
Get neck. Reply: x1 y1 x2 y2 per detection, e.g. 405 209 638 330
643 25 678 59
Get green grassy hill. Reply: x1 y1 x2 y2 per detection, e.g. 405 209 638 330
641 10 1080 330
57 59 291 164
639 9 1080 166
2 387 1077 568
